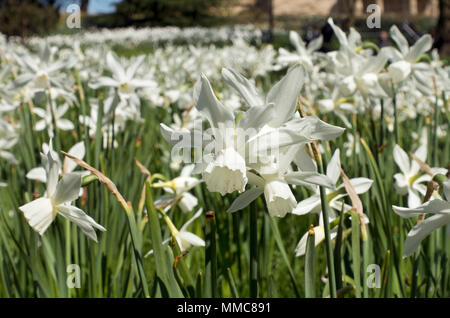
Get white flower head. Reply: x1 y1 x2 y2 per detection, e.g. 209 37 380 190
203 147 248 196
19 142 105 241
393 178 450 257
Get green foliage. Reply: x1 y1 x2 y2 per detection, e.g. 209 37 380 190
0 0 59 37
114 0 228 27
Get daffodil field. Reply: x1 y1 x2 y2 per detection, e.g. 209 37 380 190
0 19 449 298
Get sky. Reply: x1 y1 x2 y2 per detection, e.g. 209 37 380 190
88 0 122 14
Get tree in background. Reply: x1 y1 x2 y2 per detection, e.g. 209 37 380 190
114 0 228 27
435 0 450 55
80 0 89 13
342 0 356 32
0 0 60 38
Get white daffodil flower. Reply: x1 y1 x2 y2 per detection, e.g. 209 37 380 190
89 52 156 98
327 18 363 51
145 208 205 256
192 73 250 195
382 25 433 84
393 178 450 257
0 118 19 165
14 42 76 92
227 146 337 218
275 30 323 71
294 203 370 257
19 147 105 241
0 135 18 165
393 144 447 208
334 47 387 98
343 133 360 157
161 64 343 200
155 164 202 213
33 103 74 135
293 149 373 217
316 88 355 128
326 18 388 98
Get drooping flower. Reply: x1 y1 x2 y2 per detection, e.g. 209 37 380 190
145 208 205 256
293 149 373 217
19 144 105 241
393 143 447 208
154 164 202 213
393 178 450 257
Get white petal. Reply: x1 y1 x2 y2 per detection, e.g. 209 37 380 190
238 104 275 131
19 198 55 235
126 55 145 79
394 173 409 195
26 167 47 183
35 120 47 131
410 144 427 175
195 74 234 135
403 214 450 257
130 79 156 88
57 119 74 131
106 52 125 80
173 176 201 193
178 192 198 213
326 149 341 185
406 34 432 62
393 144 410 175
292 194 321 215
267 63 305 127
443 179 450 202
264 179 296 217
177 231 205 251
203 148 248 195
393 199 450 218
295 225 337 257
57 205 106 242
350 178 373 194
388 61 411 83
64 141 85 173
180 208 203 232
285 171 335 189
407 188 422 208
45 149 60 197
293 147 316 172
90 76 119 89
389 25 409 55
221 67 263 107
327 17 348 47
52 173 81 205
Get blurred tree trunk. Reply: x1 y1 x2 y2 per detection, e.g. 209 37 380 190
343 0 356 32
80 0 89 13
436 0 450 55
268 0 273 42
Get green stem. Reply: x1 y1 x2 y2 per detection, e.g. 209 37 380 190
432 90 439 167
312 141 337 298
205 211 217 298
305 226 316 298
250 200 258 297
392 85 399 145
